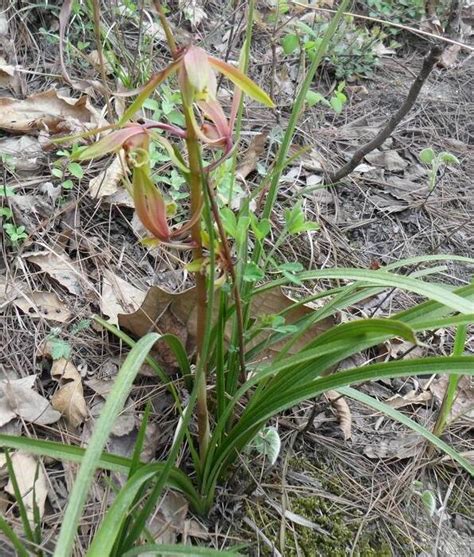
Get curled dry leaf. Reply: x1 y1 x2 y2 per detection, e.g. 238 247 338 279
101 270 147 325
430 376 474 422
386 389 432 410
118 286 192 370
51 358 88 427
0 375 61 426
4 452 48 521
25 248 94 297
13 291 72 323
325 390 352 440
150 490 189 545
0 89 101 134
0 56 21 93
236 132 267 180
88 154 129 200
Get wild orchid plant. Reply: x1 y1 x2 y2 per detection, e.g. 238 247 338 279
1 2 473 555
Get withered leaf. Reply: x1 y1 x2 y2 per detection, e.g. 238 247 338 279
51 358 87 427
14 291 72 323
1 375 61 426
0 89 101 134
4 452 48 521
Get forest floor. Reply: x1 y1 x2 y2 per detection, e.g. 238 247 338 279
0 1 473 555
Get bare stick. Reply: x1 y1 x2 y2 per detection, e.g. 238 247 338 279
327 45 442 184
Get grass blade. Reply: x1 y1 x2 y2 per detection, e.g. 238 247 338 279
340 385 474 475
53 333 159 557
0 515 30 557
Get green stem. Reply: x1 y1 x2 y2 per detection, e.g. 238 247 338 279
432 325 467 437
183 104 210 461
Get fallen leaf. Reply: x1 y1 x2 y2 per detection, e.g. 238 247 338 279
101 270 147 325
150 490 188 544
118 286 192 370
438 44 461 69
325 390 352 440
25 248 94 296
88 154 129 200
1 376 61 426
118 285 333 369
237 133 267 180
363 433 424 460
386 389 432 409
179 0 207 27
248 288 334 358
0 12 8 35
430 376 474 423
87 50 114 74
4 452 48 521
0 89 101 134
13 291 72 323
0 135 43 172
365 150 408 172
0 56 21 93
51 358 88 427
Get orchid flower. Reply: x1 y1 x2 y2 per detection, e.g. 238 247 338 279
119 45 274 154
74 122 190 245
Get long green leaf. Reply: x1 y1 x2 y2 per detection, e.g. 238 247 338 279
340 386 474 475
88 378 202 555
256 268 474 314
53 333 159 557
204 357 474 495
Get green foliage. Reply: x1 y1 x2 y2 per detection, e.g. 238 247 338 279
419 147 460 190
306 81 347 113
281 15 390 79
3 223 27 245
366 0 425 26
2 2 472 555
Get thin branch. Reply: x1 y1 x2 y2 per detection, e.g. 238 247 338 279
327 45 442 184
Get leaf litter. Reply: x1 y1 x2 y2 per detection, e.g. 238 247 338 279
51 358 88 428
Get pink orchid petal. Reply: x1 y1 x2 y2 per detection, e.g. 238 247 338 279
183 46 212 93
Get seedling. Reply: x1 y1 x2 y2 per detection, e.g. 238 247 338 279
3 223 28 246
419 147 460 191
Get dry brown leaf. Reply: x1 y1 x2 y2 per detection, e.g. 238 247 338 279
51 358 87 427
438 44 462 69
150 490 188 545
386 389 432 409
325 390 352 440
0 56 21 93
430 376 474 422
4 452 48 521
118 286 193 370
236 133 267 180
88 155 129 200
101 270 147 325
13 291 72 323
248 288 334 358
365 150 408 172
1 375 61 426
0 135 43 172
363 433 424 460
25 248 94 297
118 285 333 369
0 89 101 134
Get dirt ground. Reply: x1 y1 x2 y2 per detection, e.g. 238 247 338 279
0 1 473 555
